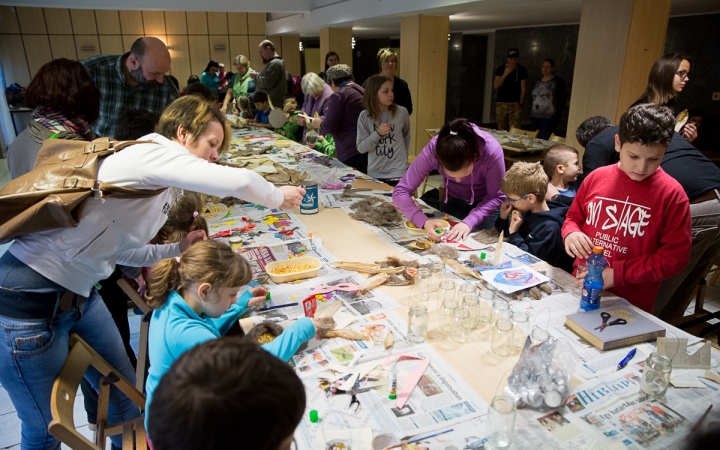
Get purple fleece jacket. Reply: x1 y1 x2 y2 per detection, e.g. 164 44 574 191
393 124 506 229
320 83 365 163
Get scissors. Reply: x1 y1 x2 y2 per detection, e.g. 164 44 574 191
594 312 627 332
347 384 380 413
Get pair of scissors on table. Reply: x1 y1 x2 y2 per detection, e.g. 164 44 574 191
595 312 627 332
347 384 381 413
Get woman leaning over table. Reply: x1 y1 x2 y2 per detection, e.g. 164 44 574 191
221 55 255 114
297 72 333 140
0 95 305 450
393 118 506 242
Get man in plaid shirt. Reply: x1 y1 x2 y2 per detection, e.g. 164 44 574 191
82 37 179 138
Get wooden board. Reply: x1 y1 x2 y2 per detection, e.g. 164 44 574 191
49 35 77 60
22 34 52 78
167 34 191 85
118 10 143 35
0 6 21 34
17 6 46 34
44 8 73 34
228 12 248 35
99 35 123 55
75 35 100 60
0 34 31 86
188 35 210 77
142 10 166 36
186 11 208 35
95 10 121 35
70 9 97 35
207 12 228 35
164 11 187 35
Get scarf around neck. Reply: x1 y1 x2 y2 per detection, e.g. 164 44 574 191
32 106 98 140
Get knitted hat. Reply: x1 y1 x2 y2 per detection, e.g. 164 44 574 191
325 64 353 82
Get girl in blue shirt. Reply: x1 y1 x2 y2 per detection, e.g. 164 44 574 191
200 60 224 101
143 240 316 432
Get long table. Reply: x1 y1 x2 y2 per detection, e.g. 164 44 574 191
223 126 720 449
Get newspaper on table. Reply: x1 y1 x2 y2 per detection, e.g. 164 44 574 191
294 346 488 449
320 189 393 208
206 203 312 247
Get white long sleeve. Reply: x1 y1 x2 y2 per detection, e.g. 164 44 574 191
117 242 181 267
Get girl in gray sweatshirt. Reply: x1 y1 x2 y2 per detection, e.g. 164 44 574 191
356 75 411 184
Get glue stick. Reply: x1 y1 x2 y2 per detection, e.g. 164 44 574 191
388 366 398 400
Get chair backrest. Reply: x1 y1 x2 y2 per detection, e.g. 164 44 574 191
509 127 539 138
117 278 151 393
49 334 147 450
549 134 566 143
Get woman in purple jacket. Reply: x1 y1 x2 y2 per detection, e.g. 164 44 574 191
393 119 506 241
298 72 333 140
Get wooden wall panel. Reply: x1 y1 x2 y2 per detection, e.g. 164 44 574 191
0 6 21 34
0 34 30 85
167 34 191 86
17 7 46 34
70 9 97 35
99 35 123 54
22 35 51 78
75 34 100 59
119 10 143 35
142 11 166 36
247 12 265 35
186 12 208 35
210 35 230 67
123 35 144 53
165 11 187 35
188 35 210 76
229 35 250 64
320 27 352 70
49 35 77 60
95 10 121 35
44 8 72 34
208 12 228 35
281 35 301 76
228 12 247 35
248 35 267 68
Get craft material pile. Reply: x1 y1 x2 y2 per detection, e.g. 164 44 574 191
268 263 317 275
348 197 403 226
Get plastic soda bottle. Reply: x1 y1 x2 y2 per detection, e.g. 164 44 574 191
580 246 608 311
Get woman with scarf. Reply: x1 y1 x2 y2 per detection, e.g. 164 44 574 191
7 58 100 179
220 55 255 114
392 119 506 241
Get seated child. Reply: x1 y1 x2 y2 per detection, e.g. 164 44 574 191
148 338 305 450
543 145 580 198
315 134 336 157
143 240 316 434
561 104 691 313
277 93 301 142
236 96 253 119
251 91 273 128
496 162 572 272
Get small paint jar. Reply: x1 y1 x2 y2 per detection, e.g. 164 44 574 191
228 236 243 249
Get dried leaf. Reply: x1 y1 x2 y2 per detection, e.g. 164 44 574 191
442 258 484 280
384 331 395 350
359 273 390 291
325 329 371 341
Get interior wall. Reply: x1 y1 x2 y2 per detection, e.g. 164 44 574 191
446 33 487 126
304 47 321 75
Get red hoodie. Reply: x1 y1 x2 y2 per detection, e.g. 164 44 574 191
561 164 691 313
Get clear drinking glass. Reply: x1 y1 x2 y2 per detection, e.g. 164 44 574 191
491 319 514 357
462 294 481 330
451 306 472 344
407 305 428 344
640 352 672 398
486 396 517 449
511 311 530 349
439 299 458 334
491 300 510 326
430 261 445 292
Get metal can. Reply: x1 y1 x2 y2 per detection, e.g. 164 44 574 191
300 181 319 214
228 236 243 249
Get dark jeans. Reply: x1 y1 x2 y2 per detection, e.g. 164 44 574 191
438 194 500 230
341 152 368 175
530 116 560 140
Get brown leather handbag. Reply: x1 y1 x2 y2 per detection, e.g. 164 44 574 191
0 137 165 244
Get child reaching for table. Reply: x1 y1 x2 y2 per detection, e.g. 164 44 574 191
356 75 410 186
143 240 316 434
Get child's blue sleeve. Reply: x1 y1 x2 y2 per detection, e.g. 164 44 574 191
261 317 315 362
211 290 253 336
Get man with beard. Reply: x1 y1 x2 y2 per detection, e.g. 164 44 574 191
82 37 179 137
250 40 287 107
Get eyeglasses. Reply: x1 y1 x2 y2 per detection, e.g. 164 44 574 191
676 70 689 80
506 193 529 206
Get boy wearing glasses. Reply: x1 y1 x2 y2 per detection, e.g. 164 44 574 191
496 162 572 271
562 104 691 313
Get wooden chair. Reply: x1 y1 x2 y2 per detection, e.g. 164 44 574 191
708 257 720 286
549 134 566 143
509 127 539 138
49 334 147 450
117 278 152 393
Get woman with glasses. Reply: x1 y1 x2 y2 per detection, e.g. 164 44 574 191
393 118 506 242
632 53 696 142
363 48 413 115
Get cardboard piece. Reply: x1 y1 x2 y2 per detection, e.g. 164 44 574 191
657 338 711 369
383 354 431 409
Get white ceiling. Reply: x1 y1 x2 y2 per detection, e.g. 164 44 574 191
4 0 719 37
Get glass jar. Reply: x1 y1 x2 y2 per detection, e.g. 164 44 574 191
438 280 456 314
530 328 550 345
640 352 672 398
429 261 445 292
511 311 530 349
491 300 510 326
460 282 477 297
439 299 458 334
486 396 516 449
477 286 494 324
450 306 472 344
462 294 481 330
407 305 428 344
412 282 431 307
415 267 432 290
491 319 514 357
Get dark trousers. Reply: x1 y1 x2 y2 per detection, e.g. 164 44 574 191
438 194 500 230
530 116 560 140
341 152 369 175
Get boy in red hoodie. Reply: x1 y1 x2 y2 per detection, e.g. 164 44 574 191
561 104 691 313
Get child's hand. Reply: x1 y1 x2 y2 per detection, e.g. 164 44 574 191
247 286 269 307
545 183 560 201
499 201 513 220
377 123 392 136
508 210 523 234
318 135 325 142
179 230 207 253
564 232 594 259
423 219 447 241
446 222 472 241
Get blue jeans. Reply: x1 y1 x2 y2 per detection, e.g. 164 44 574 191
0 254 140 450
530 116 559 140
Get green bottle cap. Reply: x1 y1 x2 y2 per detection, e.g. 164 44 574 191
265 292 272 300
435 229 442 234
480 252 486 259
309 409 319 423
